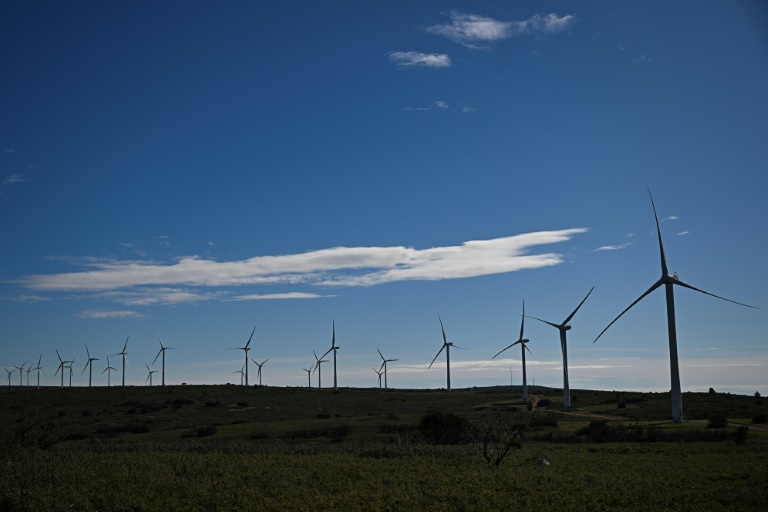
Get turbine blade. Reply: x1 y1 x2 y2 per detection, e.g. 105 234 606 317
245 325 256 349
428 345 446 369
594 279 664 343
122 336 129 352
648 188 669 276
82 361 89 373
377 348 384 361
332 319 336 348
492 344 515 359
519 301 525 340
86 346 91 359
56 350 62 363
563 286 595 326
321 348 333 359
438 315 447 344
526 315 561 329
524 343 541 363
152 349 162 365
673 278 757 309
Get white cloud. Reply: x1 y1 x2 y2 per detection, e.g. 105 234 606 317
426 12 576 49
2 173 28 186
461 106 477 113
229 292 333 301
633 54 651 63
388 51 452 68
76 310 144 319
20 229 588 293
592 242 632 252
11 294 50 302
435 100 449 110
97 287 223 306
676 231 689 236
661 215 678 222
624 233 635 238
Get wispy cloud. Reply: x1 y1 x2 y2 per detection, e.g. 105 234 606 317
676 231 689 236
633 54 651 63
76 310 144 319
624 233 635 238
404 101 476 113
388 51 452 68
19 229 588 293
592 242 632 252
2 173 28 186
229 292 333 301
10 294 50 303
661 215 678 222
95 287 224 306
426 12 576 49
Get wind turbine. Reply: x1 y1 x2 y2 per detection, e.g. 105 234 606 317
65 359 75 387
82 346 100 387
594 189 756 423
26 366 32 387
153 332 176 386
493 301 536 401
145 364 158 387
377 349 398 389
4 368 12 386
428 315 464 393
312 350 328 388
32 355 42 389
233 364 245 385
373 367 383 388
526 287 593 410
321 320 340 389
55 351 73 388
252 359 269 386
228 326 255 386
302 367 314 388
102 356 117 386
13 361 27 387
111 337 129 386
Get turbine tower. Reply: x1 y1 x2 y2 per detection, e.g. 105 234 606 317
594 189 756 423
312 350 328 388
153 332 176 386
145 364 158 387
527 287 593 410
13 361 27 387
377 349 398 389
233 364 245 386
428 315 463 393
321 320 340 389
302 367 314 388
102 356 117 386
111 337 129 386
493 301 536 401
55 351 73 388
228 326 255 386
373 367 383 388
32 355 42 389
4 368 12 386
65 360 75 387
82 346 100 387
252 359 269 386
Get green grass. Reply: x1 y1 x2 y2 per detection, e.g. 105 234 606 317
1 385 767 510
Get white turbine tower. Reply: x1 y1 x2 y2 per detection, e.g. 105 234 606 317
302 367 314 388
102 356 117 387
13 361 27 387
377 349 398 389
82 346 99 387
55 351 73 388
493 301 536 401
526 287 593 410
153 332 177 386
111 337 129 386
428 316 464 393
233 364 245 386
228 326 255 386
321 320 340 389
32 355 42 389
312 350 328 389
145 364 158 387
595 189 756 423
373 367 383 388
252 359 269 386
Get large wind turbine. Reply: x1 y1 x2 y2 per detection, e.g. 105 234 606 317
594 190 756 423
493 301 536 401
377 349 398 389
111 337 129 386
228 326 255 386
428 316 463 393
82 346 100 387
13 361 27 387
312 350 328 388
527 287 593 410
153 332 176 386
145 364 158 387
321 320 340 389
102 356 117 386
252 359 269 386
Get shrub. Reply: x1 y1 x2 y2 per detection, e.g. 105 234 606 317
617 402 626 409
755 391 761 398
734 426 749 445
536 399 552 409
709 387 716 394
418 411 474 445
751 414 767 424
707 414 728 428
471 412 531 467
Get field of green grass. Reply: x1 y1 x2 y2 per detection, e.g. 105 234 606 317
2 385 767 510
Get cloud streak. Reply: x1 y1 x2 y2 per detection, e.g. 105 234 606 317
2 173 28 186
426 12 576 49
76 310 144 319
593 243 632 252
19 229 588 293
388 51 452 68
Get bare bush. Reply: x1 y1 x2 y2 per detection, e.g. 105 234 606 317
470 412 531 467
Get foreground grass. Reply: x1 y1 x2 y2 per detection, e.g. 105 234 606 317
2 441 767 511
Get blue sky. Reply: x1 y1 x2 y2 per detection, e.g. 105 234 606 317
1 1 766 394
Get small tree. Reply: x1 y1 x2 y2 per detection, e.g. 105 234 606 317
755 391 761 398
471 412 531 467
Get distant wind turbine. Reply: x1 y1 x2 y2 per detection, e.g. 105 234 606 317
312 350 328 388
153 332 177 386
4 368 12 387
252 359 269 386
428 315 464 393
321 320 340 389
594 189 756 423
145 364 158 387
527 287 593 410
55 351 73 388
65 360 75 387
32 355 42 389
228 326 255 386
102 356 117 387
13 361 27 387
493 301 536 401
111 337 129 386
302 367 314 388
82 346 100 387
26 366 32 387
377 349 398 389
373 367 383 388
233 364 245 386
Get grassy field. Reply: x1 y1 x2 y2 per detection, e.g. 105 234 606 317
1 385 767 510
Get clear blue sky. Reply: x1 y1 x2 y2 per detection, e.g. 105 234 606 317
1 1 766 394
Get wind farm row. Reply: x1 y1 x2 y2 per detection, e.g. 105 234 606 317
1 191 757 423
